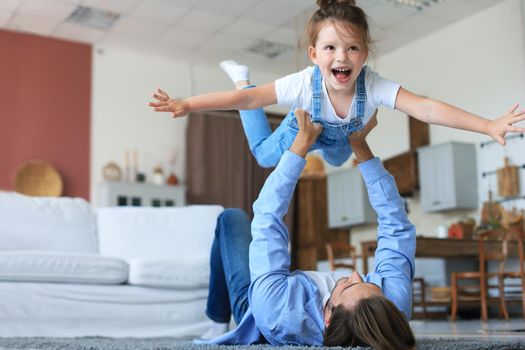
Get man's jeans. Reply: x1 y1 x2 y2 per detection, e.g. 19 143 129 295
206 209 251 324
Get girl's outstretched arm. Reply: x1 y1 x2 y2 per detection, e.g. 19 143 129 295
148 82 277 118
395 87 525 145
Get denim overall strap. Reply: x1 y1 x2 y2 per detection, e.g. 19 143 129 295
311 65 323 123
311 65 366 130
355 67 366 116
349 66 367 131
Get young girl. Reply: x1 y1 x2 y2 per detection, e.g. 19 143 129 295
149 0 525 168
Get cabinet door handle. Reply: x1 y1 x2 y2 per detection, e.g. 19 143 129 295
341 216 348 221
432 200 441 205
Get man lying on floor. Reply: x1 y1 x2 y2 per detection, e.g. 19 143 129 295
200 109 416 350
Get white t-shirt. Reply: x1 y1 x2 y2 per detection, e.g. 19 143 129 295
275 66 400 125
303 270 345 309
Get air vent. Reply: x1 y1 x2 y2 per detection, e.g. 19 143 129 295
386 0 444 11
244 39 293 59
66 6 120 30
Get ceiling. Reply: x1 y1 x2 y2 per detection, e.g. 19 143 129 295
0 0 503 74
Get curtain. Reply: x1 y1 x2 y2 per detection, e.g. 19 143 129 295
186 110 289 219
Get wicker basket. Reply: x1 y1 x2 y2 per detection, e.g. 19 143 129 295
14 160 63 197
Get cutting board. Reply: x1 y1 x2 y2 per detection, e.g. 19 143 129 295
497 157 520 197
481 190 503 226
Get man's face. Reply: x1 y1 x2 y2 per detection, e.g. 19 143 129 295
324 271 382 327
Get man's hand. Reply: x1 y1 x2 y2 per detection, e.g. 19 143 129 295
289 109 323 158
349 110 377 143
349 110 378 163
148 88 189 118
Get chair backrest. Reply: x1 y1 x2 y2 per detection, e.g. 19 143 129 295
326 241 358 272
479 222 525 275
506 217 525 277
479 229 508 276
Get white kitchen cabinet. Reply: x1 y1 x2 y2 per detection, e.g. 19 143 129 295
327 167 376 228
417 142 477 212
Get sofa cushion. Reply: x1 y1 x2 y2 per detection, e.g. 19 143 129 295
0 191 97 253
97 205 223 264
0 252 128 284
128 259 209 289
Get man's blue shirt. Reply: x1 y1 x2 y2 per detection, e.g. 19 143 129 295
208 151 415 345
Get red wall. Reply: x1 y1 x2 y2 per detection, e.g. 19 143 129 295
0 30 91 199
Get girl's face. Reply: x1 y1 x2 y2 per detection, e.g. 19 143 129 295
308 21 368 95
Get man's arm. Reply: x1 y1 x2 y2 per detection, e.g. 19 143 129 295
249 109 322 280
350 136 416 317
247 110 324 344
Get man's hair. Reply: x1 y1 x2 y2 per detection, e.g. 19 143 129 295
323 295 415 350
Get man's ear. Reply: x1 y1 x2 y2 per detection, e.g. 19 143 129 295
308 46 317 64
324 315 331 328
324 307 331 328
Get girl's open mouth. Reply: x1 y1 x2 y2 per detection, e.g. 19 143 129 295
332 68 352 83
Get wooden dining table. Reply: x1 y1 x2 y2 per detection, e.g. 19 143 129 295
360 236 523 274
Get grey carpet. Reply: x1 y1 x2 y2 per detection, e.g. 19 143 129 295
0 337 524 350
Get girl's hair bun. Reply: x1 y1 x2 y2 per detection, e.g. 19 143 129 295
316 0 356 9
306 0 373 56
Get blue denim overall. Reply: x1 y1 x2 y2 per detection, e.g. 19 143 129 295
238 65 366 167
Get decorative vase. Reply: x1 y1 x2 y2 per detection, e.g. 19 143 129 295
167 173 179 186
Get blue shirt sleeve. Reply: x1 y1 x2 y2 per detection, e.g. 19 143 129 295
248 151 324 345
249 151 304 279
359 157 416 318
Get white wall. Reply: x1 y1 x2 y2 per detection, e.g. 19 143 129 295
91 48 288 205
347 0 525 250
91 49 189 205
364 0 525 158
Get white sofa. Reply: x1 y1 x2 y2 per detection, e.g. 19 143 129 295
0 191 223 338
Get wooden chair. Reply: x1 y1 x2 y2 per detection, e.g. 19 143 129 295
412 277 428 319
450 228 517 321
499 222 525 318
325 242 359 272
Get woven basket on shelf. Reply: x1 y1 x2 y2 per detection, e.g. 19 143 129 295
14 160 63 197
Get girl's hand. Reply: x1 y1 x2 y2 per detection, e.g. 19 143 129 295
148 88 189 118
290 109 323 158
487 103 525 145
